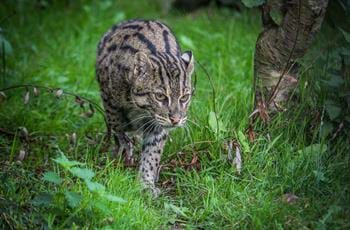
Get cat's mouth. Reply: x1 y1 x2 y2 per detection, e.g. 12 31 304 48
154 115 186 128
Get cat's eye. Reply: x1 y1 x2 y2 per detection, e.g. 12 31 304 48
180 94 191 103
155 93 167 101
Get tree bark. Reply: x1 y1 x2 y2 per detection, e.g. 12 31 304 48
253 0 329 117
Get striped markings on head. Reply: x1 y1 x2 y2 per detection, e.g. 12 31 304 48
133 52 153 82
133 51 194 86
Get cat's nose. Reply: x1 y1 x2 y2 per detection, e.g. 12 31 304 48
169 115 181 125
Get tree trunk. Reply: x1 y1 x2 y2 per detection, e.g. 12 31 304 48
253 0 329 117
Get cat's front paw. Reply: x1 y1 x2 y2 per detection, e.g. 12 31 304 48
141 181 161 198
124 155 135 167
150 187 161 198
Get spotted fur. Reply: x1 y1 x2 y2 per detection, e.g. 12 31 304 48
96 19 194 196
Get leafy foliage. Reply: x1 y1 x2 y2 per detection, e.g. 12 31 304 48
340 29 350 44
69 167 95 181
241 0 265 8
52 152 126 203
208 111 226 137
42 171 62 185
53 152 85 168
30 152 126 227
0 33 13 56
64 191 83 208
307 24 350 140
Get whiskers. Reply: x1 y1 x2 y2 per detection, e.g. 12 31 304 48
117 114 152 130
135 116 159 136
185 118 201 128
154 114 171 127
142 119 163 139
178 116 188 127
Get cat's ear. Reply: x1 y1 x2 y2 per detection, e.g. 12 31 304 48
132 52 153 82
181 51 194 75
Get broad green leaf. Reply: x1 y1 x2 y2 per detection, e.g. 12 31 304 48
53 152 84 169
218 120 226 132
340 47 350 56
0 35 13 56
83 5 91 13
179 35 195 50
64 191 82 208
32 192 53 207
164 203 189 218
113 12 126 23
238 130 250 153
325 101 342 120
102 194 127 203
85 180 105 192
42 171 62 185
208 111 226 135
99 0 112 10
270 8 283 25
208 111 218 133
340 28 350 44
70 167 95 180
313 170 328 182
242 0 265 8
320 122 334 139
298 144 328 155
346 115 350 123
92 200 111 214
322 74 344 88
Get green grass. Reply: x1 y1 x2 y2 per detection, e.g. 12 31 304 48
1 0 349 228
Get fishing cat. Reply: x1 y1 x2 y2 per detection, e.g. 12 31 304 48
96 19 194 196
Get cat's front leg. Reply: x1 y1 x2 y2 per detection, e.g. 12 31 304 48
139 127 168 197
115 133 135 167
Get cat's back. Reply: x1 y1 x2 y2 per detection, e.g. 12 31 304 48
97 19 181 65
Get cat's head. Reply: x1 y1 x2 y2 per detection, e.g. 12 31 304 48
130 51 194 128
